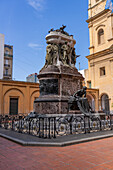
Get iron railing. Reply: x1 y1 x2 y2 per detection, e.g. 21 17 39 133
0 114 113 139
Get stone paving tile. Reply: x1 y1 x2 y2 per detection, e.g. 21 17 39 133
88 165 110 170
1 137 113 170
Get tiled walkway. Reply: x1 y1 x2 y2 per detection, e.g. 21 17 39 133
1 137 113 170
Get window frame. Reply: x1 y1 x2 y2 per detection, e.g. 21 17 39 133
100 67 106 76
98 28 104 45
5 68 8 75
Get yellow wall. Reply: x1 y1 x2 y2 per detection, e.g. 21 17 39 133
0 79 39 115
87 88 99 111
85 0 113 111
87 1 113 55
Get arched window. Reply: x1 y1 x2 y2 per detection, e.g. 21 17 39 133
101 94 110 115
98 29 104 45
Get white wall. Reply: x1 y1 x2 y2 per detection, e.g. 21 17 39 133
0 34 4 79
79 69 85 78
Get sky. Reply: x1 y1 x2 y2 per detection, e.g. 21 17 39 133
0 0 89 81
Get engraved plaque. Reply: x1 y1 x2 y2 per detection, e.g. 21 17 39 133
39 79 58 96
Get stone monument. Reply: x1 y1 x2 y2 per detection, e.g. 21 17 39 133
34 25 84 114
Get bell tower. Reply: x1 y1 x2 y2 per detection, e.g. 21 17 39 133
86 0 113 112
87 0 113 55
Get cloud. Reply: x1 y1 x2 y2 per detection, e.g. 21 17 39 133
27 0 45 11
28 43 43 49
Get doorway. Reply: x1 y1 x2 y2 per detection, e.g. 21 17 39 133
10 98 18 115
101 94 110 114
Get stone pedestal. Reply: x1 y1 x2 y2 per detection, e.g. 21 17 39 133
34 65 83 114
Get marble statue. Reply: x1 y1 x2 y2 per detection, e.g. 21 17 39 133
52 44 59 65
61 42 69 65
45 44 53 66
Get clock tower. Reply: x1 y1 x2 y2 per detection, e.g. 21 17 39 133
86 0 113 113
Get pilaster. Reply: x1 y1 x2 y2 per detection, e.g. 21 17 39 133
0 83 3 114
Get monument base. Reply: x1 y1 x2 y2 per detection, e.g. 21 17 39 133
34 65 84 114
34 96 68 114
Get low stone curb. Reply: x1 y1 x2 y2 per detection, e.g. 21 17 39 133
1 131 113 147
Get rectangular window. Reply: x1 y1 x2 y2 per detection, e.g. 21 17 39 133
100 67 106 76
5 50 9 55
5 59 9 65
5 69 8 75
87 81 91 88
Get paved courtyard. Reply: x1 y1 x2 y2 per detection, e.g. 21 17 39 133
1 137 113 170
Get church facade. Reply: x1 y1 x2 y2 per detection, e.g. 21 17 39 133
85 0 113 113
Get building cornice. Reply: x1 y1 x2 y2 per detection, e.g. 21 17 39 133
86 9 109 23
0 79 39 86
87 88 99 91
88 0 106 10
86 45 113 60
89 46 94 50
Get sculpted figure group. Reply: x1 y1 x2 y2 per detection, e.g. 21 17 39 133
45 42 78 67
45 44 59 66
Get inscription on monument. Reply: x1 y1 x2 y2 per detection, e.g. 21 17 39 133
40 79 58 96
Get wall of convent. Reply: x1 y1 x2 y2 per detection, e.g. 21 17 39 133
0 80 39 115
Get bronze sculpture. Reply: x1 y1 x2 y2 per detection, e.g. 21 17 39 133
68 86 92 116
48 25 70 36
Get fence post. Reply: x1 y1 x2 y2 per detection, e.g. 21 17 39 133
5 115 8 129
100 119 102 131
48 117 51 139
88 116 90 133
84 116 86 133
39 117 41 138
11 117 14 130
29 119 31 134
53 117 56 138
84 116 90 133
110 114 113 130
0 116 2 128
19 116 22 133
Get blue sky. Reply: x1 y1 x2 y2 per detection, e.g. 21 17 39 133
0 0 89 81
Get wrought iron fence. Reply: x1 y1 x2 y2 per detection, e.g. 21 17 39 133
0 114 113 139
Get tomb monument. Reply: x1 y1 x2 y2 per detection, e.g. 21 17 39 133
34 25 84 114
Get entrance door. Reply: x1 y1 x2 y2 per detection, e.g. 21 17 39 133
10 98 18 115
101 94 110 115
